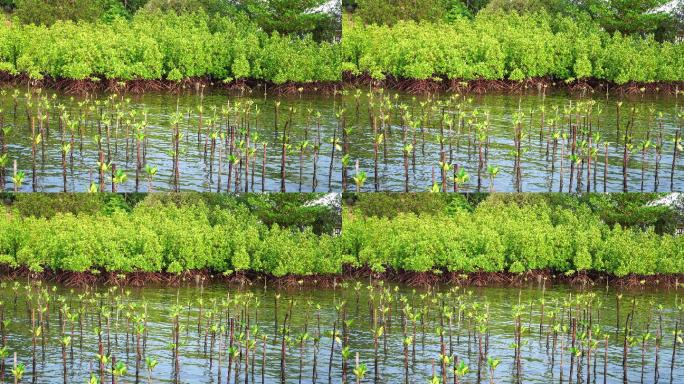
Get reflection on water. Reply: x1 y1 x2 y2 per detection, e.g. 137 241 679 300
343 90 684 192
0 279 681 383
3 87 683 193
1 88 342 192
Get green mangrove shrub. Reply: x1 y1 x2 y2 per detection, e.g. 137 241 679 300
0 195 682 277
343 198 684 276
0 11 341 83
342 11 684 84
0 200 344 275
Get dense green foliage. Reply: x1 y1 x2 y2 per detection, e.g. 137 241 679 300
0 193 681 278
12 0 130 25
350 0 681 41
354 0 455 25
236 0 340 41
479 0 586 22
8 0 339 41
140 0 238 16
3 193 109 218
342 11 684 83
2 193 340 234
0 12 340 83
343 196 684 276
352 0 498 25
347 193 678 233
344 192 474 218
0 194 345 276
141 0 339 41
574 0 677 40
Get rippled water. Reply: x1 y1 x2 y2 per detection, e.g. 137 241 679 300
344 90 684 192
2 88 682 193
1 88 343 192
0 280 682 383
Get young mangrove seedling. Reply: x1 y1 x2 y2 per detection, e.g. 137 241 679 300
402 143 413 192
11 170 24 193
453 167 470 192
486 165 499 193
11 359 24 384
112 169 127 193
352 159 367 193
486 357 500 384
112 360 126 384
341 154 351 193
454 360 469 384
0 346 8 382
60 143 70 192
144 356 157 383
340 346 352 383
144 165 157 192
61 336 71 384
352 353 367 384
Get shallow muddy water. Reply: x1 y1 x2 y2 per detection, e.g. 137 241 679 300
343 90 684 192
0 280 681 383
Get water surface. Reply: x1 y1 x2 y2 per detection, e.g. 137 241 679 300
0 280 681 383
343 90 684 192
1 88 343 192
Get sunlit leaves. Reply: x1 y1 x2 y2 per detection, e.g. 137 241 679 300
342 12 684 84
0 12 341 83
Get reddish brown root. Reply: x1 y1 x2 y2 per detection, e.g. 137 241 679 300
0 267 681 289
400 79 442 94
342 72 378 88
60 272 99 287
0 72 340 95
343 72 684 96
569 272 595 287
567 80 594 94
470 79 507 94
56 79 100 94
